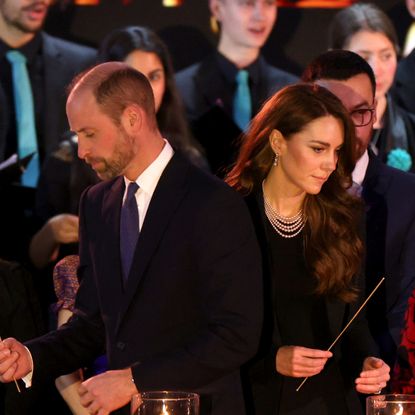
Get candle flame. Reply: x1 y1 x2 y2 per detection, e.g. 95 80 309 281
397 403 403 415
162 402 169 415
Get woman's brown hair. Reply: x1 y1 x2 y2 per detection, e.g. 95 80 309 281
226 83 363 303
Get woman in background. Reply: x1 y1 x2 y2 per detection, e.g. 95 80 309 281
329 2 415 172
227 83 390 414
97 25 208 171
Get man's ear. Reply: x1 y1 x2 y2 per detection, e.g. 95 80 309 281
121 105 142 133
209 0 221 21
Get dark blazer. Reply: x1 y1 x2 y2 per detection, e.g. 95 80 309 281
372 95 415 172
0 32 96 163
391 49 415 116
362 150 415 367
27 153 263 415
243 192 377 415
175 55 297 175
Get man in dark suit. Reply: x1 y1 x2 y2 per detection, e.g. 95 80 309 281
0 0 96 166
0 0 96 262
302 50 415 370
175 0 297 176
0 63 263 415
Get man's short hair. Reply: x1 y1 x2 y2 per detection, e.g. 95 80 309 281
301 50 376 97
68 62 157 129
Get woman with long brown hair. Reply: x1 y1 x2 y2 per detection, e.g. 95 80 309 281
227 83 390 414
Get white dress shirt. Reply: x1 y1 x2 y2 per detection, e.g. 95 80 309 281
123 139 174 230
352 150 370 186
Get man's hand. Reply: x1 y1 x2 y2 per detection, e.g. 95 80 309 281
78 368 139 415
0 338 32 382
355 356 390 394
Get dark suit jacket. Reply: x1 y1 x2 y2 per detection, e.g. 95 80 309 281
0 32 96 263
175 55 297 175
27 153 263 415
0 32 96 163
363 151 415 367
243 192 377 415
391 48 415 116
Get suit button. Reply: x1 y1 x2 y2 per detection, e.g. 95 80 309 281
116 341 125 350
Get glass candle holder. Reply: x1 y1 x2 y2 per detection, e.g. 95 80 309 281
367 394 415 414
131 391 199 415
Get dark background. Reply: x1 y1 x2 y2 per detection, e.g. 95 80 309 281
45 0 409 76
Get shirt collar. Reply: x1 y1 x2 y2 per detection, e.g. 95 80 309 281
352 149 370 185
215 50 261 86
124 139 174 196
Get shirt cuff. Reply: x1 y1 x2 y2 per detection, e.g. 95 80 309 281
21 346 34 388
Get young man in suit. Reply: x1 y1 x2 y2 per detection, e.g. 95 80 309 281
302 50 415 371
0 0 96 263
0 0 96 168
0 62 263 415
176 0 297 176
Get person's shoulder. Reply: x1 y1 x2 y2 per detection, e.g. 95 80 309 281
175 55 217 84
396 49 415 83
41 32 96 60
174 152 243 202
379 159 415 189
175 61 204 88
260 58 299 84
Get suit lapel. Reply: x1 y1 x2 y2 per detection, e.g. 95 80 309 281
116 154 190 330
194 56 233 118
101 177 125 308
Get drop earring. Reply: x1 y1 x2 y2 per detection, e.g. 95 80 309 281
273 153 279 167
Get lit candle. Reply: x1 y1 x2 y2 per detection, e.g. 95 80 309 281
162 0 183 6
162 402 169 415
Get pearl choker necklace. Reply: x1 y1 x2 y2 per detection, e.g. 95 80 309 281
262 184 305 239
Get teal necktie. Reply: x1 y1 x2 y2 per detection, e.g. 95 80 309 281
6 50 39 188
233 69 252 131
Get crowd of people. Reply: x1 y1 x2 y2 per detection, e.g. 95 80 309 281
0 1 415 414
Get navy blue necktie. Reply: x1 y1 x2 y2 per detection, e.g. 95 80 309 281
233 69 252 131
120 182 139 281
6 50 39 187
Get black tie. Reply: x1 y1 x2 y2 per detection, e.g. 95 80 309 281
120 182 139 281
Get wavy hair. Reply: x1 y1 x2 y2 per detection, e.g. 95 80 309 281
226 83 363 302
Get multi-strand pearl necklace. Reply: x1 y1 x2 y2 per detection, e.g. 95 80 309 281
262 184 305 239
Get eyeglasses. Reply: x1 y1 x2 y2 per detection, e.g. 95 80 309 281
349 108 375 127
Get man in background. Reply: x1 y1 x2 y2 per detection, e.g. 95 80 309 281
0 0 96 262
303 50 415 372
176 0 297 176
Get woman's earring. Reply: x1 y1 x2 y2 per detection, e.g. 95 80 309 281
273 153 279 167
210 16 219 34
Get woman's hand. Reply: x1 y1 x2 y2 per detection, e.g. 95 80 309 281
276 345 332 377
355 357 390 394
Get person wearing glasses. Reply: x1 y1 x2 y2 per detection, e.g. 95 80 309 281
303 49 415 373
328 2 415 172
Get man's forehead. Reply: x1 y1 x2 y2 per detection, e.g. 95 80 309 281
315 76 373 109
